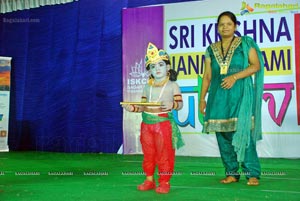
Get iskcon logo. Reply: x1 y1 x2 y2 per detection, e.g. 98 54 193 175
127 59 149 90
240 1 254 15
129 59 149 78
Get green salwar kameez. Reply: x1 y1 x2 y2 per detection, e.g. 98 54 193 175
203 36 264 179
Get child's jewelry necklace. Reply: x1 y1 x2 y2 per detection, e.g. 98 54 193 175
149 81 168 103
152 76 169 87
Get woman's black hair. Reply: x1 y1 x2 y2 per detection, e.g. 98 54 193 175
217 11 237 25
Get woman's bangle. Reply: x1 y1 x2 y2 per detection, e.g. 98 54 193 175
233 75 237 80
200 99 205 102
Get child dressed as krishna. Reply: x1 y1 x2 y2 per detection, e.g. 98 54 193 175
122 42 184 194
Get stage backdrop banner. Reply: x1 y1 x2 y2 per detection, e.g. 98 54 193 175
122 0 300 158
0 56 11 152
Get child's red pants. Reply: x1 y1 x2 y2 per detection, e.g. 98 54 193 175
140 113 175 183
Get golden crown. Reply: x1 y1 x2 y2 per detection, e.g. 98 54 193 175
145 42 169 67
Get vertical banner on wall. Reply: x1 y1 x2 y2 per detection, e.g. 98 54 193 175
0 56 11 152
122 0 300 158
122 6 164 154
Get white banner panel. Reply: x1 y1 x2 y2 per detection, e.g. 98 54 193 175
122 0 300 158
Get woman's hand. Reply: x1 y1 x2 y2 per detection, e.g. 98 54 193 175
199 100 206 115
221 75 237 89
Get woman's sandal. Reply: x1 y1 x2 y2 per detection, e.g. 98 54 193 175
220 176 239 184
247 177 259 186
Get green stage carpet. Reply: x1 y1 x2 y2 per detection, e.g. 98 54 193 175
0 152 299 201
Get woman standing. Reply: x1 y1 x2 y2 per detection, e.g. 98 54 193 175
199 11 264 186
